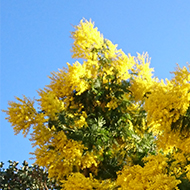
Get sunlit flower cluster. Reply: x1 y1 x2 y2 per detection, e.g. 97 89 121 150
117 154 181 190
4 96 36 137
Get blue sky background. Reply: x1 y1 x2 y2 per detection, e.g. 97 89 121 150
1 1 190 167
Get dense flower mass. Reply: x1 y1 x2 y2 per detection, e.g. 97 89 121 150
3 19 190 189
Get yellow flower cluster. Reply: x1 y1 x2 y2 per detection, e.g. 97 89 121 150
34 131 86 179
167 151 188 178
117 154 181 190
30 115 52 147
74 111 88 128
71 19 104 60
33 130 100 180
185 163 190 181
81 151 98 169
38 89 64 119
144 64 190 154
3 96 36 137
48 60 98 98
61 173 95 190
61 173 116 190
130 53 156 102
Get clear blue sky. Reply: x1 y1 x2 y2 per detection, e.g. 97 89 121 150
1 1 190 166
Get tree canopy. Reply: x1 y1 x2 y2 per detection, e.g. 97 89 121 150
0 160 60 190
3 19 190 189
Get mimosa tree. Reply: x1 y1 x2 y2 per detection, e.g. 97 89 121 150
3 19 190 189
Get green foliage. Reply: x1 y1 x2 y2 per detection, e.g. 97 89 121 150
0 160 61 190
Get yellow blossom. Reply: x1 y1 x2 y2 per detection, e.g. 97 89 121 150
3 96 36 137
38 89 64 119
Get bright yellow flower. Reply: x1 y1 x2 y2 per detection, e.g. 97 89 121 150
3 96 36 137
117 154 181 190
71 19 104 60
38 89 64 119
